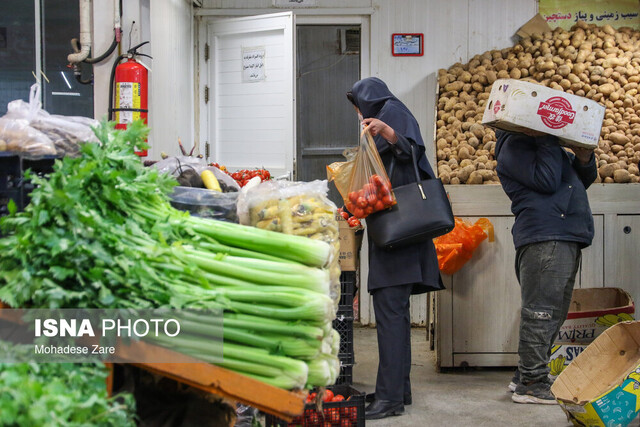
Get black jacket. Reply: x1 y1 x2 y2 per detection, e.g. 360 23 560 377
495 130 597 250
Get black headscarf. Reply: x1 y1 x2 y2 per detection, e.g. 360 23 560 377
349 77 433 177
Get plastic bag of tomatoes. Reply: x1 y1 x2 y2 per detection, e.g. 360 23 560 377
327 129 395 219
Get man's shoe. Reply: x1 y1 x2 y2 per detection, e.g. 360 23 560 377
508 369 520 393
512 380 557 405
365 392 412 405
364 399 404 420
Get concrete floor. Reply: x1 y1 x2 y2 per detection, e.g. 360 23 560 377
352 326 572 427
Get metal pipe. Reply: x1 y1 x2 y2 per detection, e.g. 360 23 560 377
67 0 92 64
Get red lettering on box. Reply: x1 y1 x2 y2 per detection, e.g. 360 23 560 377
537 96 576 129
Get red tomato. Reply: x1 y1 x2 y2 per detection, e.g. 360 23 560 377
307 392 317 402
308 411 319 424
382 195 393 206
348 191 358 204
340 211 349 220
374 200 385 211
356 197 368 209
366 194 378 206
365 206 374 215
373 174 384 186
324 407 340 423
363 183 375 195
340 418 352 427
332 394 345 402
339 406 352 418
323 389 334 402
347 217 360 228
353 208 365 218
345 202 355 213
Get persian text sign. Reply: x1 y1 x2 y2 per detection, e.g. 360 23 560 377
540 0 640 30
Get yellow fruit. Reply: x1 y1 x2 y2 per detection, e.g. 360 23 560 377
201 170 222 192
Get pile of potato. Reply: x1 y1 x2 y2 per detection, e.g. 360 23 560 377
436 21 640 184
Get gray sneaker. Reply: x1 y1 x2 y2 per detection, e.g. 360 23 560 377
512 380 557 405
508 369 520 392
509 369 555 393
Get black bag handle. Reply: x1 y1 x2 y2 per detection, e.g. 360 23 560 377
387 143 428 200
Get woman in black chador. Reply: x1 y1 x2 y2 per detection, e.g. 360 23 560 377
346 77 444 420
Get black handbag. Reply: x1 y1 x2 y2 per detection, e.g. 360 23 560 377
366 145 455 250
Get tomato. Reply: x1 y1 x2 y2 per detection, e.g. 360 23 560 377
382 195 393 206
345 202 355 213
366 193 377 206
356 197 368 209
307 392 316 403
374 200 385 211
324 407 340 423
363 183 375 195
308 411 320 424
341 211 349 220
348 191 358 204
323 389 334 402
353 208 365 219
365 206 374 215
340 418 352 427
372 174 384 186
347 217 360 228
331 394 345 402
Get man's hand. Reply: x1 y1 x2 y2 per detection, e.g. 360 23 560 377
363 118 398 144
572 147 594 165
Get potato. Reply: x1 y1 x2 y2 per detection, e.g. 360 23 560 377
467 171 483 184
599 163 619 178
608 132 630 145
613 169 632 183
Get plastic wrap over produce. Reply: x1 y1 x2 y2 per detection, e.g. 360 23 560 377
238 180 342 305
0 84 98 158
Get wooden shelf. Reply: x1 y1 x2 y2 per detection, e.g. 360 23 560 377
0 302 305 421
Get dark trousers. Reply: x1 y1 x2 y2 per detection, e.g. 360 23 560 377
371 284 413 402
515 241 581 383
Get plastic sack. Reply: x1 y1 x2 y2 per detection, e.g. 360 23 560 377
0 84 97 157
327 129 395 219
237 180 341 305
169 186 239 222
434 217 494 275
153 157 240 192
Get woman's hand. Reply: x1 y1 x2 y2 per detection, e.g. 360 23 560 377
363 118 398 144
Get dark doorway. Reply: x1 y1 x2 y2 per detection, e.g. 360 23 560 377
296 25 360 206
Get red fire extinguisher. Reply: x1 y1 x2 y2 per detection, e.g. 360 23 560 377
109 41 151 157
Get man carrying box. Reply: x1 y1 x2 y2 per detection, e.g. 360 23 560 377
495 129 597 404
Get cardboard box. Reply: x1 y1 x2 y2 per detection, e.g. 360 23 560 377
337 218 362 271
556 288 635 345
552 322 640 427
482 79 605 149
548 344 590 377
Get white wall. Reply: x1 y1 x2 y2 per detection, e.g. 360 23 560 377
196 0 539 324
198 0 537 163
92 0 193 160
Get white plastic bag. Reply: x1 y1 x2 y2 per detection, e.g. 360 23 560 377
0 84 98 157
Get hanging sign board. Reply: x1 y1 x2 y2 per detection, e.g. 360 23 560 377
242 47 266 83
391 34 424 57
539 0 640 30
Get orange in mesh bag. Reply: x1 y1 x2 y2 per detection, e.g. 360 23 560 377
433 217 494 275
327 129 396 219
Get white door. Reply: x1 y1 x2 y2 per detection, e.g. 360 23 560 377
206 12 295 179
